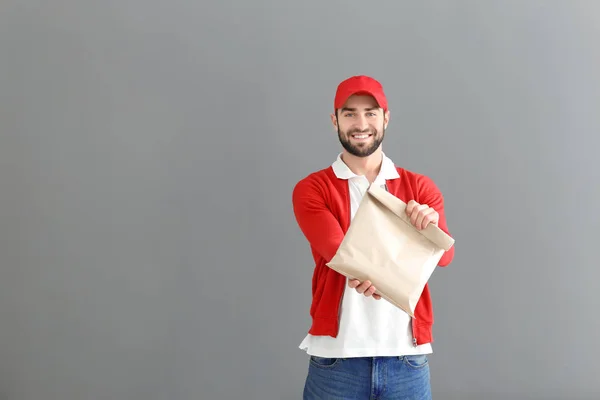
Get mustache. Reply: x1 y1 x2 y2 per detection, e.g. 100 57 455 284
348 128 376 135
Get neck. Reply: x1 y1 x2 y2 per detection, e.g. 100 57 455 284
341 148 383 182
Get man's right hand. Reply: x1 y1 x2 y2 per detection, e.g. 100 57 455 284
348 279 381 300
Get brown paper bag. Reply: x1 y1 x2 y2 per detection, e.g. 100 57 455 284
326 183 455 317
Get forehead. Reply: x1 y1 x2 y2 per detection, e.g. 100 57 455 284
341 94 380 109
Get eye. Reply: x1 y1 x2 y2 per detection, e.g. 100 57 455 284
366 112 376 117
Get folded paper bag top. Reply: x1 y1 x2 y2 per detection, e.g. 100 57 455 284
326 184 455 318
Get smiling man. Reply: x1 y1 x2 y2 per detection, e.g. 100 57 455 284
292 75 455 399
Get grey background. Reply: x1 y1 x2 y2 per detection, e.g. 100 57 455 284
1 1 598 399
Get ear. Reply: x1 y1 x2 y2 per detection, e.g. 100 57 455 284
384 110 390 129
330 112 338 130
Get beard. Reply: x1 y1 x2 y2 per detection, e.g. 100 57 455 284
337 125 385 157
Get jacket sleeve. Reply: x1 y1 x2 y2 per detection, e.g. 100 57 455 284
292 178 345 263
417 175 455 267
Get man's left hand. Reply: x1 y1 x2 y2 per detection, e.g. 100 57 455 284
405 200 439 230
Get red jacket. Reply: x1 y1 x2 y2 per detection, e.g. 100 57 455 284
292 164 455 346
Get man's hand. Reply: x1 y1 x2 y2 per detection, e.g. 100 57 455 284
348 279 381 300
405 200 439 230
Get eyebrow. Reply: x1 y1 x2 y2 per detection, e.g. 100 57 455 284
340 107 380 112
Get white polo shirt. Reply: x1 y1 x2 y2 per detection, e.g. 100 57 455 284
299 152 433 358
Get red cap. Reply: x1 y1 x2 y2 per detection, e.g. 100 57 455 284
334 75 388 112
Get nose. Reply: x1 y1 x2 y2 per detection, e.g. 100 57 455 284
356 115 369 131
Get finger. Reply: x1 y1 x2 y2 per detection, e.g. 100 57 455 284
356 281 371 294
411 204 428 226
422 209 439 230
431 209 439 225
348 279 360 288
416 207 435 230
356 280 371 294
373 293 381 300
364 285 377 297
408 206 418 225
424 211 439 229
415 209 427 229
405 200 418 215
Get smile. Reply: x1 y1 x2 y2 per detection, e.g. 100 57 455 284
351 133 372 139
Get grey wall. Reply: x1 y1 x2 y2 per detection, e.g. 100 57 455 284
1 1 599 399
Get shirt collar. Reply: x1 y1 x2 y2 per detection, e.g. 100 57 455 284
331 152 400 181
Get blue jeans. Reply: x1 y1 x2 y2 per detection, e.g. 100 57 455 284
303 355 431 400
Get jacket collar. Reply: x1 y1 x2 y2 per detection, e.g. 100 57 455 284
331 152 400 182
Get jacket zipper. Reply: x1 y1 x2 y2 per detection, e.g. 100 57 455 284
412 317 417 347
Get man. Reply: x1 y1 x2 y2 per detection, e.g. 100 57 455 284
292 75 455 399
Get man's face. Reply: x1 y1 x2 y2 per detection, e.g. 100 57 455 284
332 95 389 157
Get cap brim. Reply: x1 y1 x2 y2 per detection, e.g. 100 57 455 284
336 90 384 109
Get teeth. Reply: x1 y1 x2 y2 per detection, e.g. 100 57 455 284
353 134 369 139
